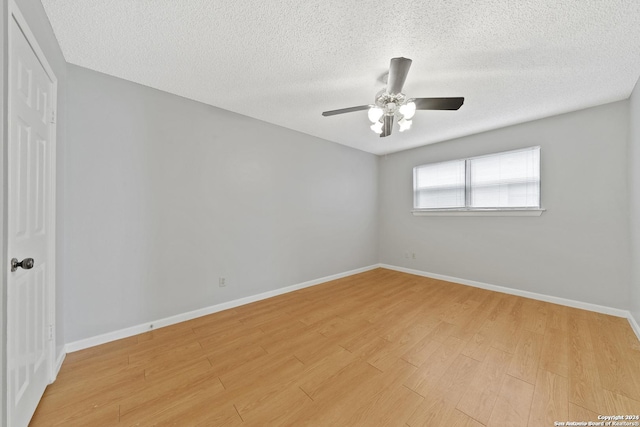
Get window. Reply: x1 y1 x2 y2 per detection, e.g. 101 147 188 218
413 147 542 216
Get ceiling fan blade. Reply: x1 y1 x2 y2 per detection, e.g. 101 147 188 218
380 115 393 137
412 97 465 110
322 105 370 116
387 57 412 95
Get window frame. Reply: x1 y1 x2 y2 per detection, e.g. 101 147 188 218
412 146 545 217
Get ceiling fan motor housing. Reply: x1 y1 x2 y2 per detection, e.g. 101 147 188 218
375 90 407 116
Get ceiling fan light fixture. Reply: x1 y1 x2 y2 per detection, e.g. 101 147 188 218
370 120 384 134
321 57 464 139
367 106 384 123
399 101 416 120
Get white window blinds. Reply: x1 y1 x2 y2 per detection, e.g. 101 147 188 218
414 159 465 209
469 147 540 208
413 147 541 210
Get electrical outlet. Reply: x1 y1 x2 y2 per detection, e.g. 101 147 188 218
412 253 416 259
219 277 226 287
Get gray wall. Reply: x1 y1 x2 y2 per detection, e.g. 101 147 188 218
64 64 378 343
630 78 640 325
379 101 631 309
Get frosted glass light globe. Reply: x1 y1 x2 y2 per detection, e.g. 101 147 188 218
367 107 384 123
399 102 416 120
398 117 412 132
370 121 383 134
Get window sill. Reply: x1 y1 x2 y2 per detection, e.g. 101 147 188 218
411 208 545 217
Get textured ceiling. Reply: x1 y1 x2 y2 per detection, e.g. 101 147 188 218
41 0 640 155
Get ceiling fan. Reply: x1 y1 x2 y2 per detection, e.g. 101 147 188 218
322 57 464 137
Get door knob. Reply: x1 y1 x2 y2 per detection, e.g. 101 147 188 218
10 257 34 272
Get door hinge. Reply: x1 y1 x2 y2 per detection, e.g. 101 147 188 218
48 324 54 341
50 110 56 124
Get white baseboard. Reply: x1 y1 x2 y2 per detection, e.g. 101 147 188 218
55 349 66 373
50 348 66 383
629 313 640 342
379 264 631 318
64 263 640 354
382 264 640 342
65 264 380 353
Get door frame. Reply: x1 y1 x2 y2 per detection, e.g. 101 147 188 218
4 0 57 423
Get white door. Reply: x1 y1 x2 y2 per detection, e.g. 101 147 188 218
6 4 57 426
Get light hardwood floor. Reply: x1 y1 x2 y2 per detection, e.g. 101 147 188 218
31 268 640 426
